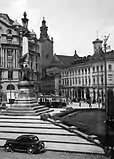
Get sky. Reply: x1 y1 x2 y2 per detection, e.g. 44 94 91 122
0 0 114 56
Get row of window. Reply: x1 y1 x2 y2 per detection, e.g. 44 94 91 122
62 75 104 86
1 48 19 69
0 48 40 71
62 68 90 77
62 65 112 77
7 71 38 81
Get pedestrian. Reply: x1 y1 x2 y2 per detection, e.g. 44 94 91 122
89 97 92 108
79 100 81 107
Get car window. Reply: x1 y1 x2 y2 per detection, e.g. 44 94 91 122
22 138 28 142
16 136 39 142
16 137 23 142
28 137 39 142
16 137 27 142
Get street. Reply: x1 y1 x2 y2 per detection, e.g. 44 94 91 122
0 149 109 159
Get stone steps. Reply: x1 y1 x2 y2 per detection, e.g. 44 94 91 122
1 101 53 116
1 108 53 116
3 105 47 112
35 109 54 116
33 105 45 110
0 115 105 154
14 99 38 104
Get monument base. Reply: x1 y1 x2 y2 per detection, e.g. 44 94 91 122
2 81 53 116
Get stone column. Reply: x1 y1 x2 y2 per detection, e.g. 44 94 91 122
84 88 86 100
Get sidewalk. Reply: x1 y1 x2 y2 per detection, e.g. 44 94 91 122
67 102 102 109
49 102 102 116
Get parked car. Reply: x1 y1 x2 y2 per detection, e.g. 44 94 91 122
4 135 45 154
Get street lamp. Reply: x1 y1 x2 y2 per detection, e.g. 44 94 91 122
0 57 2 104
103 34 110 126
103 35 114 157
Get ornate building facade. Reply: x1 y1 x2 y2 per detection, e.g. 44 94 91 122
0 13 40 104
61 38 114 103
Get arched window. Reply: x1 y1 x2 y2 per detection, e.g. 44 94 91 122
6 29 12 42
7 84 15 90
6 29 12 34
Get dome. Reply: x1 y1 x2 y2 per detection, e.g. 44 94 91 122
12 19 20 28
30 30 36 38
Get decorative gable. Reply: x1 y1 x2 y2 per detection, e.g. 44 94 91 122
0 13 13 26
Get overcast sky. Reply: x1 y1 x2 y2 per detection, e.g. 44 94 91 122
0 0 114 56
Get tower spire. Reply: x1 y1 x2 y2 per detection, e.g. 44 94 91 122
40 17 48 39
21 11 29 28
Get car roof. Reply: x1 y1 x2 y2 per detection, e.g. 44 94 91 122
18 135 37 138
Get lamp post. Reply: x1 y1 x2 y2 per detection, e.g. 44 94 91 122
104 43 108 117
103 35 114 158
0 57 2 104
103 35 110 129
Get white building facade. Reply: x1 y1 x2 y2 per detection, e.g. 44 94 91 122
61 39 114 103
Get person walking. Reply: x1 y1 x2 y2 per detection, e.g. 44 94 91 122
79 100 81 107
89 97 92 108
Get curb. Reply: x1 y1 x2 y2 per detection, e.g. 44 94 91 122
45 148 106 155
47 118 103 148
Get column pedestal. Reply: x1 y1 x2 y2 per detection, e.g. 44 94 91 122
2 81 52 116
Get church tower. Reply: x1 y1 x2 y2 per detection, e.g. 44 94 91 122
40 17 48 40
39 17 53 68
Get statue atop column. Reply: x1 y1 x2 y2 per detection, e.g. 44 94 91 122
22 64 30 81
19 12 30 82
19 52 30 81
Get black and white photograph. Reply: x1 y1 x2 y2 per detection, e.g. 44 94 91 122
0 0 114 158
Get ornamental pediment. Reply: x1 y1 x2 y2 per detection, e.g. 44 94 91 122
0 13 12 26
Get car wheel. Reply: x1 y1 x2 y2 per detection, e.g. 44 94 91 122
4 145 12 152
27 147 34 154
38 141 45 151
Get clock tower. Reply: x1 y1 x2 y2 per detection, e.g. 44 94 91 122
93 38 103 54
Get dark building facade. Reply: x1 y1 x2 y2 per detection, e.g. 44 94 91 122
40 52 79 95
39 17 53 69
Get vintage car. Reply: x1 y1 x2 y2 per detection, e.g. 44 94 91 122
4 135 45 154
